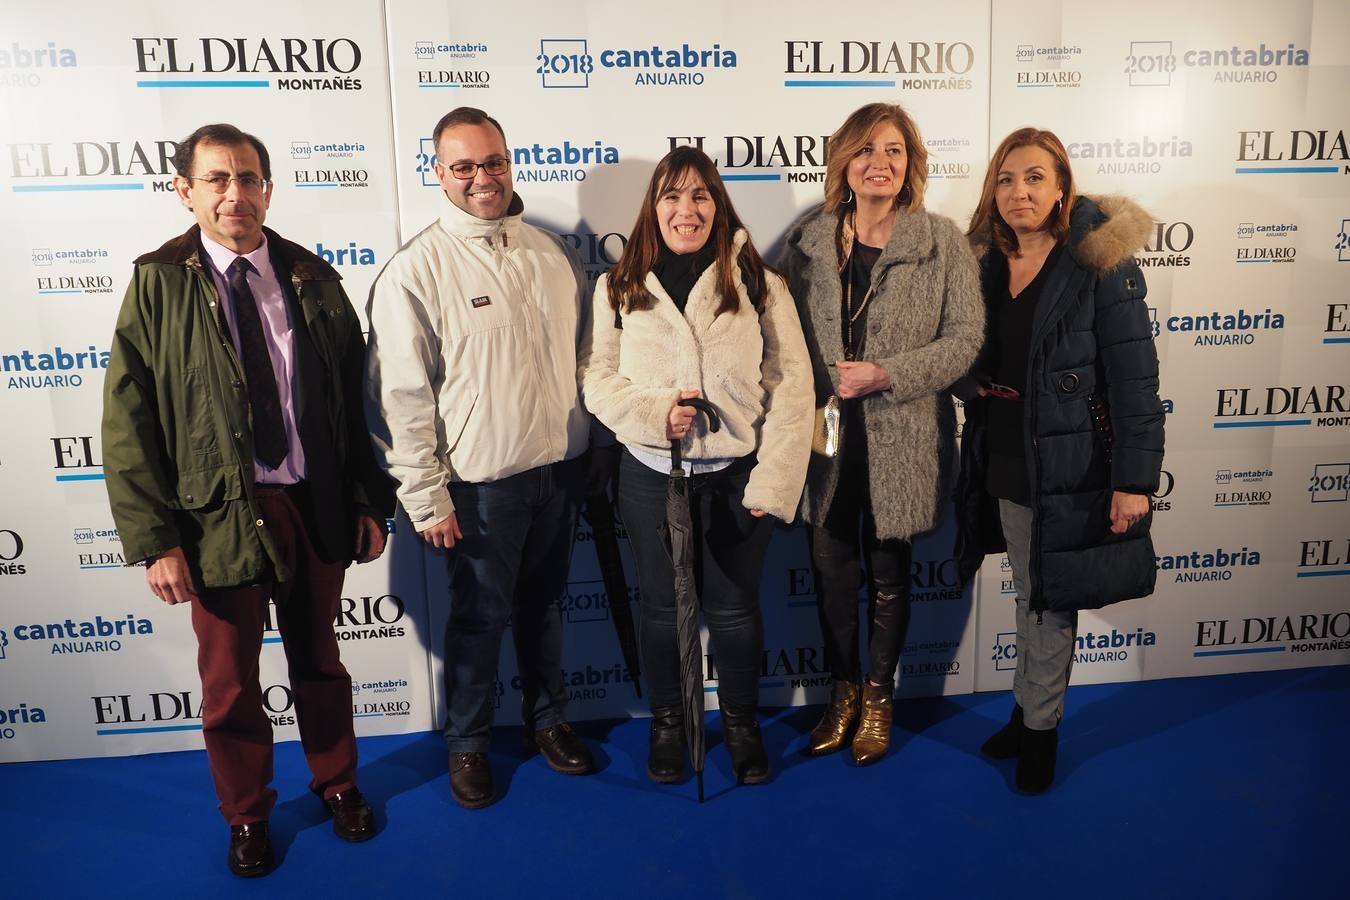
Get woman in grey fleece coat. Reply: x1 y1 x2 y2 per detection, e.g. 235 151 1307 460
780 102 984 765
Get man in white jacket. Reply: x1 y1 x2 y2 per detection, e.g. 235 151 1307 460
365 107 593 809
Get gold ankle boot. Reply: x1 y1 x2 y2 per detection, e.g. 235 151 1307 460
806 680 860 756
852 680 894 766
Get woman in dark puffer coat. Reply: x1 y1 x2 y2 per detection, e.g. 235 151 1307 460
957 127 1165 794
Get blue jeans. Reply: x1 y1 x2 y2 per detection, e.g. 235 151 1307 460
617 449 771 711
442 458 582 752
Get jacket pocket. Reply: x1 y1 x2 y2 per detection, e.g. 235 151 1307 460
442 388 480 458
178 366 221 469
166 466 242 511
1049 364 1095 403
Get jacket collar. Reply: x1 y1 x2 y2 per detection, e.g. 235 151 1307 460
437 190 524 243
967 194 1153 274
133 224 341 282
789 201 933 272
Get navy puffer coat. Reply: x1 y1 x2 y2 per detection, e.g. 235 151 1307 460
955 195 1165 613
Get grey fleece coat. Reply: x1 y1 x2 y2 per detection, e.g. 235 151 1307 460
781 203 985 539
578 230 813 522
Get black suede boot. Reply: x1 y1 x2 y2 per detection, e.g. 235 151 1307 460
1015 724 1058 794
721 704 769 785
647 706 685 783
980 703 1024 759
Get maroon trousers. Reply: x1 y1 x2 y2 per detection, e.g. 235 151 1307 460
189 486 357 825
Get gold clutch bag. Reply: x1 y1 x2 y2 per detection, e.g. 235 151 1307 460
812 395 841 458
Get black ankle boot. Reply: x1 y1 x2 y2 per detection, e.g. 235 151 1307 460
1015 724 1058 795
647 706 685 783
721 704 769 785
981 703 1024 759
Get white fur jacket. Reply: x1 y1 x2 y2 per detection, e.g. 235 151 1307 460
578 231 813 522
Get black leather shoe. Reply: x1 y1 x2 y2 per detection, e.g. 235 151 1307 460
721 704 769 785
981 703 1024 760
525 722 596 775
647 706 685 783
1015 725 1058 795
449 752 495 809
227 822 274 878
324 787 376 842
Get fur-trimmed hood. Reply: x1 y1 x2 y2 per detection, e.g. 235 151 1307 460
968 194 1153 273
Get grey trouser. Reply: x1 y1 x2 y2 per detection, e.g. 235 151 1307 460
999 499 1078 731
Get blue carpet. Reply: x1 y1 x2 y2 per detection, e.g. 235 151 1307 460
2 665 1344 899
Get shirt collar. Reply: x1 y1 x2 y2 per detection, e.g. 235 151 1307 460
200 231 274 282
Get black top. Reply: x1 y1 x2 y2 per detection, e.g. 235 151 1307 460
840 241 881 361
986 243 1063 504
652 241 716 314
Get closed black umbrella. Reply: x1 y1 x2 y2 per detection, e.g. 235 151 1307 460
579 449 642 699
661 396 721 803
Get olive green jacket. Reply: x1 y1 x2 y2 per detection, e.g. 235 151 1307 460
102 225 391 588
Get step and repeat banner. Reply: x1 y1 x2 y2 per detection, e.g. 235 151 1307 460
1 0 1345 762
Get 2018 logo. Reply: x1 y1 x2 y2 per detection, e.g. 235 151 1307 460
1309 463 1350 503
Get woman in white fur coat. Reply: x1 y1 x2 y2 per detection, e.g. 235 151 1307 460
780 102 985 766
579 146 812 787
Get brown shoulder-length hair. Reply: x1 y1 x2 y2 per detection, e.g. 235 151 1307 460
607 145 774 316
968 127 1076 258
824 102 929 215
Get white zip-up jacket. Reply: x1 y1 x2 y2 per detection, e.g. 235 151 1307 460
579 231 813 522
365 193 589 530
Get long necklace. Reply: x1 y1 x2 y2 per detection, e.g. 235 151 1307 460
843 252 875 362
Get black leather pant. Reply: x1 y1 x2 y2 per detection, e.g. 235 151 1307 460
809 432 913 684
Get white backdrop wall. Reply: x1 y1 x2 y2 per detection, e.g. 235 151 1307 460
1 0 1345 762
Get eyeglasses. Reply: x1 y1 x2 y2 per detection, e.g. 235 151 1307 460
185 174 271 193
437 157 510 180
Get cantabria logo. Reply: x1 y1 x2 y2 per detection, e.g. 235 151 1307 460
1013 43 1084 90
3 344 109 390
512 662 637 703
784 39 974 90
0 703 46 740
0 40 77 89
6 613 153 656
1075 627 1156 664
512 139 619 184
1159 308 1283 347
32 246 109 267
315 241 375 266
1066 135 1191 176
8 139 178 193
1126 40 1308 86
1155 546 1260 583
132 36 363 91
537 38 735 89
415 136 620 187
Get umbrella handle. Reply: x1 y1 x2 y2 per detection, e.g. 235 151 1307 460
670 398 722 472
678 397 721 433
